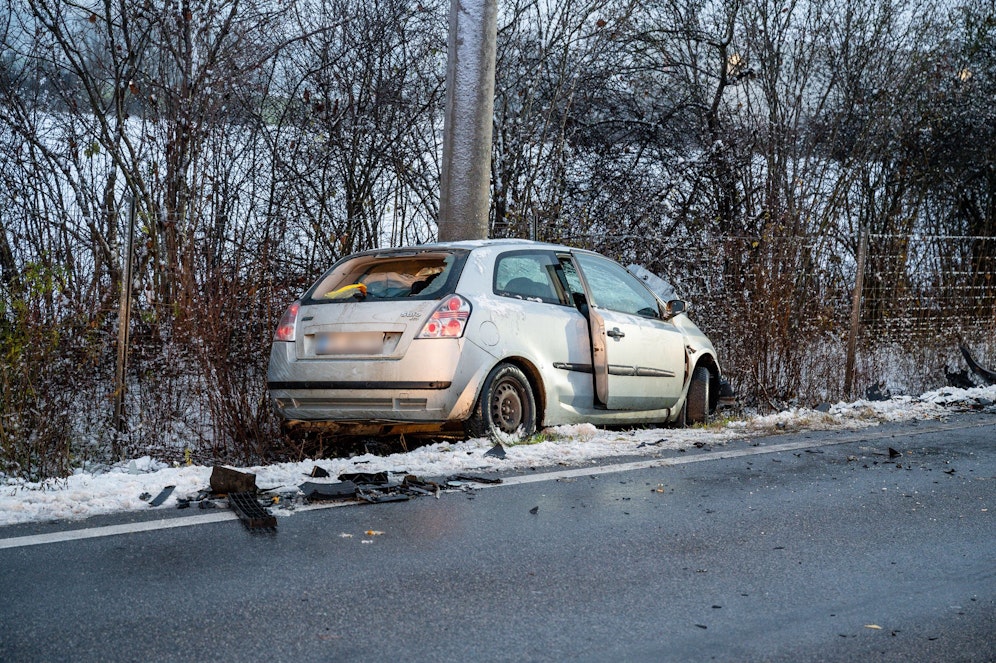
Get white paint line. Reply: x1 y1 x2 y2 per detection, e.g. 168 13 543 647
0 497 373 550
493 417 996 487
0 511 238 550
0 497 368 550
1 417 991 550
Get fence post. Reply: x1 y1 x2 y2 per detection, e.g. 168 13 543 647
844 227 868 397
113 194 136 458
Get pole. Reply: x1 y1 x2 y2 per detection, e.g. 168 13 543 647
844 227 868 397
113 194 136 456
437 0 498 241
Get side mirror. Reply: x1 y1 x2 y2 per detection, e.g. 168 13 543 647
665 299 686 319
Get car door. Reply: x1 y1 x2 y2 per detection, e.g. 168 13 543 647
569 252 686 411
489 250 596 409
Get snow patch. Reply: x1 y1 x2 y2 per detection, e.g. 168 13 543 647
1 385 992 527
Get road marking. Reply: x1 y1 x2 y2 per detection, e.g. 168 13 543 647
1 417 991 550
0 511 237 550
492 417 996 487
0 498 367 550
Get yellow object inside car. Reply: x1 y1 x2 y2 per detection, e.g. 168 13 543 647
324 283 368 299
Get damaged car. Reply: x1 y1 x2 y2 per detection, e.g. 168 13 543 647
268 239 727 442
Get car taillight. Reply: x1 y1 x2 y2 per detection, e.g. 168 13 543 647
274 301 300 342
417 295 471 339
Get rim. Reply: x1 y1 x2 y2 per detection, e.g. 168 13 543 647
491 378 524 434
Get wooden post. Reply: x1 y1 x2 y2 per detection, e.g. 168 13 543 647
844 227 868 397
113 195 136 456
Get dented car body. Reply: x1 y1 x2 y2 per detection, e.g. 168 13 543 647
267 239 725 441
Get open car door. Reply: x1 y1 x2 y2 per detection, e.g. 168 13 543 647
564 252 685 411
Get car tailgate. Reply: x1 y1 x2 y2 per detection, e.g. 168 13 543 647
295 300 438 360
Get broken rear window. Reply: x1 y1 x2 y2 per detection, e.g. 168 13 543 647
304 250 468 303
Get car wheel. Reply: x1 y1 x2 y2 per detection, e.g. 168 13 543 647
466 363 537 442
685 365 711 425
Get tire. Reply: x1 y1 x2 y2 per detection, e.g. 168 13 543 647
466 363 537 442
672 397 687 428
684 366 711 425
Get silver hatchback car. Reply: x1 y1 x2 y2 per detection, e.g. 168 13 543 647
268 239 724 441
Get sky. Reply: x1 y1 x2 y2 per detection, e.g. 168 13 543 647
1 383 994 528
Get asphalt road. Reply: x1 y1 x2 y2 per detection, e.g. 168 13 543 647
1 414 994 662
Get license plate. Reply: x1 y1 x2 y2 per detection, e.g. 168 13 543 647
315 332 384 355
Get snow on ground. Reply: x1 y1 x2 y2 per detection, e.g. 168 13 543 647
2 385 995 527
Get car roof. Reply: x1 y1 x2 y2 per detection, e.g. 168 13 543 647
360 238 578 255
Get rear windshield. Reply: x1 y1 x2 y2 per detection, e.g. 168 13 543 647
304 250 467 303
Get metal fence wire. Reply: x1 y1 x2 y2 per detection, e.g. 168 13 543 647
558 232 996 406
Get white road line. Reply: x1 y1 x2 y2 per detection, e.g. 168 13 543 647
494 417 995 487
0 498 367 550
1 417 991 550
0 511 238 550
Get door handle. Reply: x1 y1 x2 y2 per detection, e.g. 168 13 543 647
607 327 625 339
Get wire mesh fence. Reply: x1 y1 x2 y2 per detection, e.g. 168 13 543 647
556 231 996 407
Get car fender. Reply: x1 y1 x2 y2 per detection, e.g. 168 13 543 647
444 339 503 421
676 338 722 413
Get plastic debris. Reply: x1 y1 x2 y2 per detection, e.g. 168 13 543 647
299 472 446 505
339 472 389 484
484 443 507 459
210 466 257 494
357 488 409 504
228 492 277 530
301 480 359 501
447 474 502 485
148 485 175 507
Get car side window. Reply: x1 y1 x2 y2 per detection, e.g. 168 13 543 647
557 258 585 298
574 252 661 318
494 252 564 304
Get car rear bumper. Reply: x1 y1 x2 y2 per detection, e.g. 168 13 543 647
268 385 453 421
267 338 494 426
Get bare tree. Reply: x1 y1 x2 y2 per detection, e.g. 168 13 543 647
260 0 446 277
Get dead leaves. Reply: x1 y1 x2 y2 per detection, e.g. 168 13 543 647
337 529 385 545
